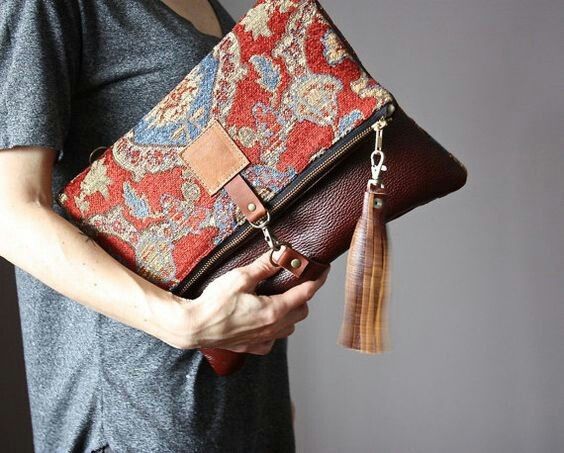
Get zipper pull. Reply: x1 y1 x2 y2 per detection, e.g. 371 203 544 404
368 118 388 188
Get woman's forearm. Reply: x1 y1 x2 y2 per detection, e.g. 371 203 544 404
0 202 172 339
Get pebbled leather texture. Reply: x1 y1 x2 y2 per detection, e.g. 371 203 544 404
186 102 468 376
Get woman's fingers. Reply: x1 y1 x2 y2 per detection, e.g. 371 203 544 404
280 303 309 328
267 266 330 318
275 324 296 339
224 324 296 354
235 251 282 291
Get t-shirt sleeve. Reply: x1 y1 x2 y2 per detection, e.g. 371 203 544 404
0 0 81 163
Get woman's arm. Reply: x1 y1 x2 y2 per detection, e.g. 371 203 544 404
0 146 329 354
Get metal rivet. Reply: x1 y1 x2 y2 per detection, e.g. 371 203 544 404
247 203 257 212
290 258 302 269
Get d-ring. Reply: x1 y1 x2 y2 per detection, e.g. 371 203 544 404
89 146 108 164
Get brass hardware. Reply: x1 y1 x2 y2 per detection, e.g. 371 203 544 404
261 224 282 251
370 150 386 183
372 116 389 133
248 210 282 251
290 258 302 269
368 120 387 189
248 211 271 229
247 203 257 212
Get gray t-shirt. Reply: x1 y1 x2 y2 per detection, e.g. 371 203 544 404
0 1 294 451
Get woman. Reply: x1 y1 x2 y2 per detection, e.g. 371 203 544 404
0 1 329 451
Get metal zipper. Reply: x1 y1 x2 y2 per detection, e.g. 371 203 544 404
173 102 395 296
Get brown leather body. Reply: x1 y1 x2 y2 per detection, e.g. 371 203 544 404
181 102 468 376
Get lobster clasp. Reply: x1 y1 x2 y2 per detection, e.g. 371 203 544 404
249 210 283 252
369 150 387 186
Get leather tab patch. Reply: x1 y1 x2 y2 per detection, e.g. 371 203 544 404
180 120 249 195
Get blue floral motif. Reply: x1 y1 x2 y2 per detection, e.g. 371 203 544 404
241 165 298 192
184 55 219 140
211 190 240 245
250 55 281 92
159 193 208 238
123 181 152 219
132 54 219 146
337 109 364 137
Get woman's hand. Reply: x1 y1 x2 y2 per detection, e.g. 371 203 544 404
147 251 330 355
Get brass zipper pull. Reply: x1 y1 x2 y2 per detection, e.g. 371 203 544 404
368 118 389 189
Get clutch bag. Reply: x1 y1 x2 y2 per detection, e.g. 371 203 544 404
57 0 467 375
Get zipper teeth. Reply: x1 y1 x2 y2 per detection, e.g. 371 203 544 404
175 109 392 295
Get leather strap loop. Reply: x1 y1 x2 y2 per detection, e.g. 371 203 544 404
224 174 268 223
271 245 329 280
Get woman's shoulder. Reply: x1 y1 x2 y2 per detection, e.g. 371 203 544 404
1 0 82 55
2 0 81 26
0 0 83 153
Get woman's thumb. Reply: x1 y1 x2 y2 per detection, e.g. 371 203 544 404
240 250 281 286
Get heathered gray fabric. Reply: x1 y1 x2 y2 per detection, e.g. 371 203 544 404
0 1 295 452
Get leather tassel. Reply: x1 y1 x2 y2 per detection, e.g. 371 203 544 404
339 185 391 353
339 118 392 353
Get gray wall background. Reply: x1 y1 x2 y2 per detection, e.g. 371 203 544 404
2 0 562 451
